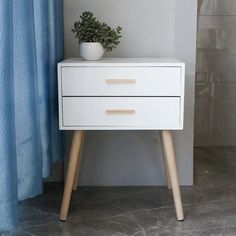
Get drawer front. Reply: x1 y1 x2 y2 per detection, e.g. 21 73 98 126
62 97 181 129
61 67 181 96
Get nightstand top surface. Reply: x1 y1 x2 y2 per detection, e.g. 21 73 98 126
58 58 185 67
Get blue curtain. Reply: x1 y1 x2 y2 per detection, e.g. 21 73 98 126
0 0 64 231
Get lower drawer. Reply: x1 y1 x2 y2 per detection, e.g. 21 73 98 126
62 97 181 129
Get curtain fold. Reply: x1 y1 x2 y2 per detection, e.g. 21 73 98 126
0 0 64 231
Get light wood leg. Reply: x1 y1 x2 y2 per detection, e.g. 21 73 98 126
60 130 83 221
73 131 86 190
160 132 172 189
160 130 184 221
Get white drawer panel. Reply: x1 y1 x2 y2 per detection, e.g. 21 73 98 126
61 67 181 96
62 97 181 129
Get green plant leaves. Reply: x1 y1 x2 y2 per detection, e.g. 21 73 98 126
71 11 122 51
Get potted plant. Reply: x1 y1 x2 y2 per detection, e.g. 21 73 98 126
72 11 122 61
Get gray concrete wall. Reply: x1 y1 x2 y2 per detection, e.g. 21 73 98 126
63 0 197 186
64 0 176 58
174 0 197 186
195 0 236 146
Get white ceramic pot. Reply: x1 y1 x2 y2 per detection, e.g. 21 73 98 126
79 42 104 61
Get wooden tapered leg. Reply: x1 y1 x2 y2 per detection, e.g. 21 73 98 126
160 132 172 189
60 130 83 221
73 131 86 191
160 130 184 221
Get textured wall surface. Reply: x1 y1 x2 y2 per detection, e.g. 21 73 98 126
64 0 197 186
195 0 236 146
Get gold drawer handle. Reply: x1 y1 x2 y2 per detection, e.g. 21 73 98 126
106 109 136 115
106 79 136 84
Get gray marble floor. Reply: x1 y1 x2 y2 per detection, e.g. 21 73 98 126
2 147 236 236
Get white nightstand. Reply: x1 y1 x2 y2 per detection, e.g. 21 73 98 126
58 58 185 221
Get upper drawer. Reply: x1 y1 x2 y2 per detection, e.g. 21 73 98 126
61 67 182 96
